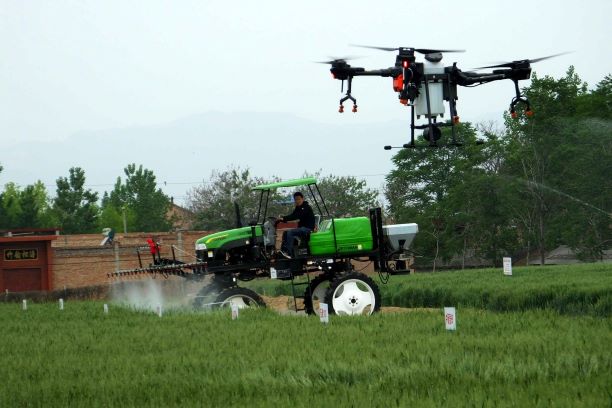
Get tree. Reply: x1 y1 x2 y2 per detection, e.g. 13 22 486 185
53 167 99 233
0 181 55 230
187 167 282 231
385 123 495 266
504 67 611 263
302 173 379 218
0 183 22 229
102 164 172 232
19 181 55 228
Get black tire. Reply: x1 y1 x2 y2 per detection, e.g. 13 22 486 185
214 287 266 309
303 274 332 315
193 282 223 309
325 272 381 316
192 274 234 309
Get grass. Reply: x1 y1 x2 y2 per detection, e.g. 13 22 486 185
0 301 610 407
244 263 612 316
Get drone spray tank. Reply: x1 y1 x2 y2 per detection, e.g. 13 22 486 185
415 53 446 120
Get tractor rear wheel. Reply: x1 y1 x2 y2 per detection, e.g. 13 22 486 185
215 287 266 309
325 272 381 316
303 274 332 315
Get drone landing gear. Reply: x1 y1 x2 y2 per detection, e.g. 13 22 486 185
509 79 533 118
338 77 357 113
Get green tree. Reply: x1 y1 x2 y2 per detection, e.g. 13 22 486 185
102 164 172 232
0 182 23 229
301 172 379 218
53 167 99 233
187 167 282 231
19 181 56 228
385 123 495 266
504 67 611 263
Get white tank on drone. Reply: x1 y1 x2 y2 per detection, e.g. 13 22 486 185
415 54 446 118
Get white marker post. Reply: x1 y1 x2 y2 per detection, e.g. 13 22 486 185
156 304 163 318
270 267 277 279
103 304 109 314
444 307 457 331
59 298 64 310
22 299 27 311
319 303 329 325
503 257 512 276
231 303 239 320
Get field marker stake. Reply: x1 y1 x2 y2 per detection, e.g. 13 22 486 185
103 304 109 314
503 257 512 276
319 303 329 325
156 304 163 317
444 307 456 331
59 298 64 310
231 303 239 320
22 299 27 311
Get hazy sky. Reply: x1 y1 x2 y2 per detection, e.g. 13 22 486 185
1 0 610 200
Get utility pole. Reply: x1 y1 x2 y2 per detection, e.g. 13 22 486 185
122 205 127 233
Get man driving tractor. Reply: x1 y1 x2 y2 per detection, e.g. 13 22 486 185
277 191 315 258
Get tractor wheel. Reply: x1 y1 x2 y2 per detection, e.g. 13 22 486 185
325 272 381 316
303 274 332 315
193 282 222 309
193 275 233 309
214 287 266 309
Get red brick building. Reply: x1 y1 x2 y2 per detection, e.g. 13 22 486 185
1 228 209 292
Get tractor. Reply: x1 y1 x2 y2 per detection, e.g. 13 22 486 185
111 177 418 315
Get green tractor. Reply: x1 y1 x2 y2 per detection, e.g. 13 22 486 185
190 177 418 315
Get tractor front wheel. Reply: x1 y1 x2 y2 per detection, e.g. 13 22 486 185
325 272 381 316
215 287 266 309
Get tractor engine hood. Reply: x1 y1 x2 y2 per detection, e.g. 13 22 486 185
195 226 262 251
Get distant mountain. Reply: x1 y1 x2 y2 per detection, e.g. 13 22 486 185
2 111 409 203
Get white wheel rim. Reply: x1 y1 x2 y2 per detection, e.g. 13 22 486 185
331 279 376 316
222 295 258 309
310 279 329 311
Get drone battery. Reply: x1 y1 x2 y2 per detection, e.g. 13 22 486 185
415 59 445 118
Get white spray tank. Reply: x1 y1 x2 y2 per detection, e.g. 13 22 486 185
415 54 445 118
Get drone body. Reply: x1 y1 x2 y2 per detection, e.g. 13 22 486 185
323 46 568 148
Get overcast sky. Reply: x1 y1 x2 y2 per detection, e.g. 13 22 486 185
1 0 610 201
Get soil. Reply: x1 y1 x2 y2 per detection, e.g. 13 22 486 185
260 295 433 314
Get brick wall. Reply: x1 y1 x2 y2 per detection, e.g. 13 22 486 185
51 231 209 289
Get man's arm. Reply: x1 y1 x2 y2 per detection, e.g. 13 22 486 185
280 207 300 222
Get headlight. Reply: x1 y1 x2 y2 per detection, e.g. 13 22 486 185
195 243 207 251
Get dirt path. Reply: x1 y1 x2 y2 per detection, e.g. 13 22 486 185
261 295 433 314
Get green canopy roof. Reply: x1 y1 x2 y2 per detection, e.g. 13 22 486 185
253 177 317 191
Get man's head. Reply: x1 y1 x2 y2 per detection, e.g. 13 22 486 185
293 191 304 207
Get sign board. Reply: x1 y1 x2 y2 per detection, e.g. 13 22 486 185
231 303 239 320
4 249 38 261
503 257 512 276
319 303 329 324
444 307 456 331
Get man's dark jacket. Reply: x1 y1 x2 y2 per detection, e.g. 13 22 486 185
282 201 316 230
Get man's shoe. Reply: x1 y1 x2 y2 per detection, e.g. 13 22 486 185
278 250 292 259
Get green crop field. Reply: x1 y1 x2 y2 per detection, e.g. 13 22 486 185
246 263 612 316
1 263 611 407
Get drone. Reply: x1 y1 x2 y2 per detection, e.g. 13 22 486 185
320 45 568 148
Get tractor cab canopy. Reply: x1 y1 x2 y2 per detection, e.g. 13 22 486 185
252 177 330 225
